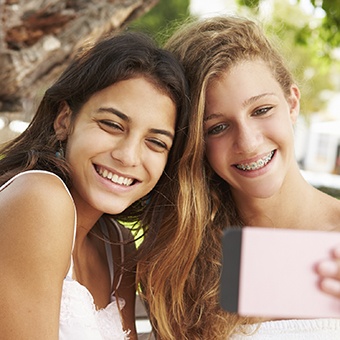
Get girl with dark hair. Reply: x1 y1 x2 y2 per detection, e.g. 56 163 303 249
0 31 189 339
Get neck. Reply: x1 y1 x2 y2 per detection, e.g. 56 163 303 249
70 188 104 239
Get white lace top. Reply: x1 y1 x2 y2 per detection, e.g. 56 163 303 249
59 217 130 340
230 319 340 339
0 170 129 339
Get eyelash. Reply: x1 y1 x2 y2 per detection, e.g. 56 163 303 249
99 120 170 151
207 123 228 136
99 120 123 131
253 106 272 116
146 138 169 151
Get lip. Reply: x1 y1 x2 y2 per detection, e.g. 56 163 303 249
233 150 276 177
94 164 141 187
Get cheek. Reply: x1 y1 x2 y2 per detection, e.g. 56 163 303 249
270 115 294 142
146 154 168 182
205 138 226 168
66 134 92 163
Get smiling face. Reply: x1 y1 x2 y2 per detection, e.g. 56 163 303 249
55 77 176 218
204 59 300 200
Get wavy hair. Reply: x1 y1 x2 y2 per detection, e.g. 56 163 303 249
146 15 296 339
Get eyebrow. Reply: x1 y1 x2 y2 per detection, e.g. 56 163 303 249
204 113 222 122
242 92 276 108
97 107 130 122
150 128 174 140
97 107 174 140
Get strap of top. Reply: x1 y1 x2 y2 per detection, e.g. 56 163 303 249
99 218 125 294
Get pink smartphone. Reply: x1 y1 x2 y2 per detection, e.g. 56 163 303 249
220 227 340 318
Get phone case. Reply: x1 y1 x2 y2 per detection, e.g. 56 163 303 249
220 227 340 318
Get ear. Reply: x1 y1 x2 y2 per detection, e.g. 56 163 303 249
54 102 72 140
288 84 300 125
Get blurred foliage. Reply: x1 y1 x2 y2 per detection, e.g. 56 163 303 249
239 0 260 8
310 0 340 47
128 0 190 45
319 186 340 199
239 0 340 49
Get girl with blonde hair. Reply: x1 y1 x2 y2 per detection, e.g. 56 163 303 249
137 15 340 339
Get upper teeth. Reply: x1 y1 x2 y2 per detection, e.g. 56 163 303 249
97 167 134 186
236 151 274 171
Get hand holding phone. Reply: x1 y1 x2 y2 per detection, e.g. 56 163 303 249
220 227 340 319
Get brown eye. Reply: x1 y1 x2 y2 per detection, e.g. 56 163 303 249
99 120 123 131
207 123 228 136
146 138 169 152
253 106 272 116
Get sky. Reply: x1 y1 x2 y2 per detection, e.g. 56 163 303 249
190 0 237 17
189 0 325 18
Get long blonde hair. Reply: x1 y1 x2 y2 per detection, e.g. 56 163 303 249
166 14 295 233
137 15 295 339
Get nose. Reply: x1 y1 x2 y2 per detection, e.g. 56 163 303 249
111 136 142 167
233 122 262 154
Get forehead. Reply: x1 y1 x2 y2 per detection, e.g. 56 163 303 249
207 60 279 96
88 76 172 104
204 60 285 116
83 77 177 125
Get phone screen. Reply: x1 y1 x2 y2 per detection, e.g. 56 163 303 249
220 227 340 318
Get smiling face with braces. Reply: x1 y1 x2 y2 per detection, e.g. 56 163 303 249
204 59 300 200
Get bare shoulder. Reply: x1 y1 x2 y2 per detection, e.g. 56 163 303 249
0 171 75 274
1 171 74 217
0 171 75 337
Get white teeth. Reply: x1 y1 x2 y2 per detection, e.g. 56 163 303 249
97 167 133 186
236 151 274 171
112 174 119 183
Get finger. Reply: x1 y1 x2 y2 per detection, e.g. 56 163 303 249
319 278 340 298
332 246 340 260
316 260 340 279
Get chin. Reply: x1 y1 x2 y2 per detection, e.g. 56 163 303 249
99 203 130 216
253 191 276 199
233 181 282 200
250 184 282 199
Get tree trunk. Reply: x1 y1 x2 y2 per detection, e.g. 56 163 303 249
0 0 158 116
